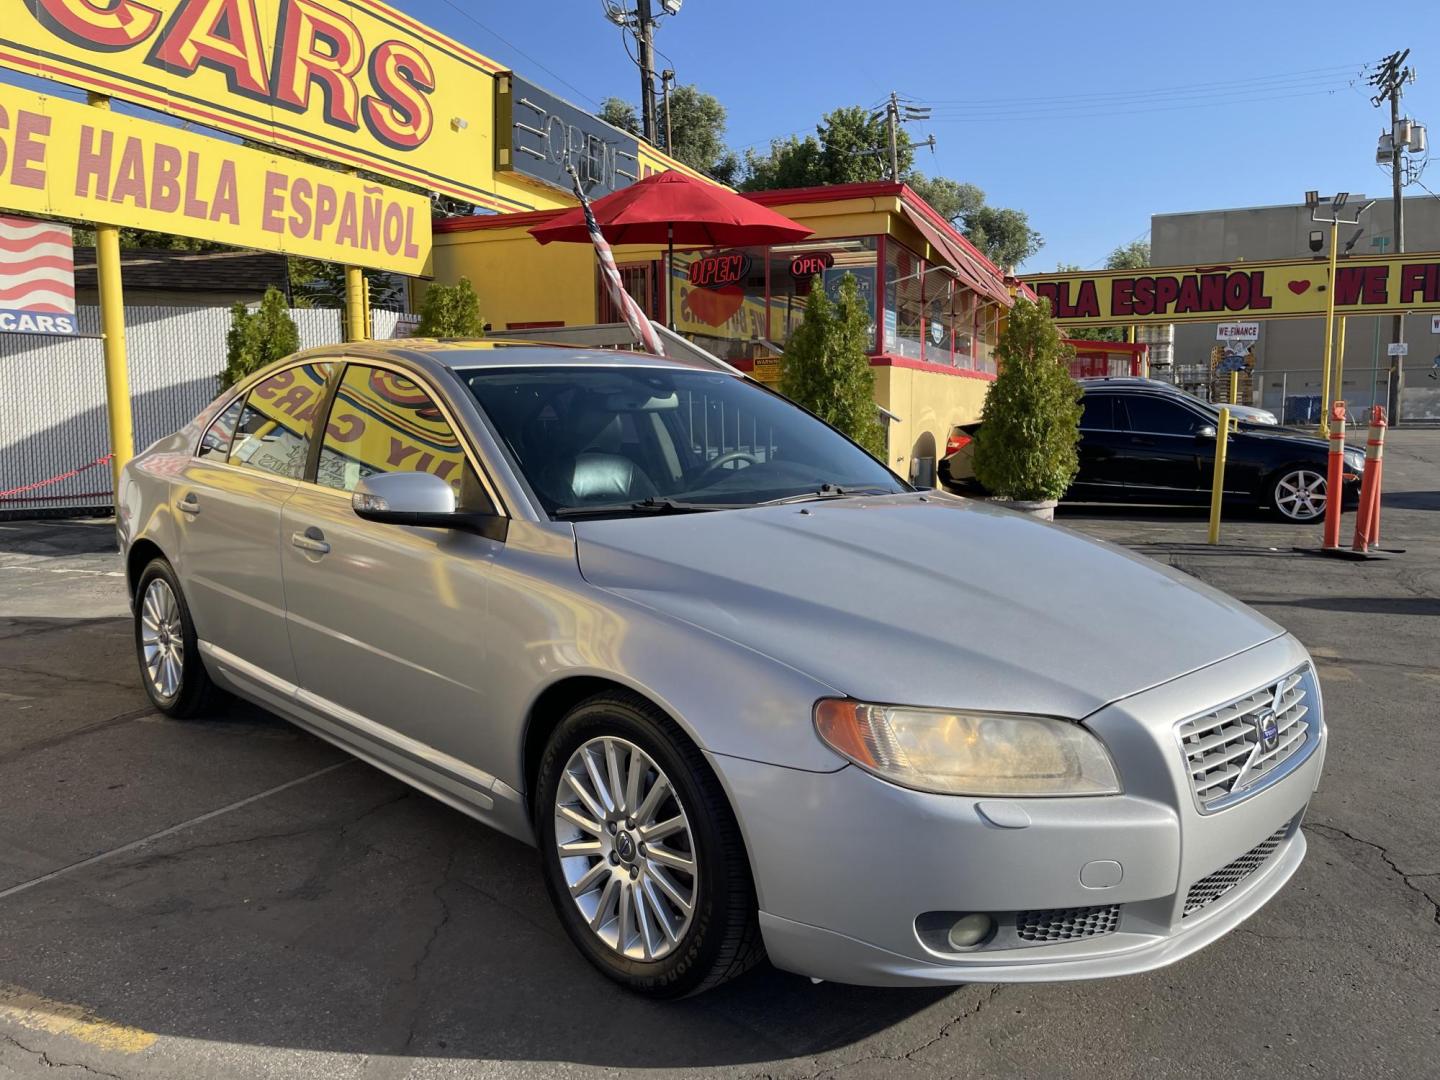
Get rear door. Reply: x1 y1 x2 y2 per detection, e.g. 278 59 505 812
174 362 334 691
1070 392 1130 500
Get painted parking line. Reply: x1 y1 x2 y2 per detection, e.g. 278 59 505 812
0 983 157 1053
0 564 125 578
0 760 353 902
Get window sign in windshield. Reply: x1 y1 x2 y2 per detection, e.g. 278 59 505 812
462 366 904 517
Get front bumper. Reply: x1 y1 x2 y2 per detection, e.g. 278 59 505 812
712 633 1326 987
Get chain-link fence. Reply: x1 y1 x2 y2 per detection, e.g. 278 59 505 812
1168 362 1440 424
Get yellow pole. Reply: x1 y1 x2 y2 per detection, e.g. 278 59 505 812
1229 369 1239 405
1334 314 1348 410
1318 219 1339 437
344 265 366 342
87 93 133 491
1208 407 1231 544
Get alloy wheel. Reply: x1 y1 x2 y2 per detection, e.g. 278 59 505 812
553 736 698 962
1275 469 1327 521
139 577 184 699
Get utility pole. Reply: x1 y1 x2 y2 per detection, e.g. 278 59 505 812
1370 48 1416 425
886 92 900 182
661 69 675 153
636 0 658 144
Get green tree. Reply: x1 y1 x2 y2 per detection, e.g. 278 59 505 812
973 298 1082 501
962 205 1043 271
600 97 639 135
905 175 984 226
415 276 484 338
220 286 299 390
287 258 405 310
743 105 911 191
779 274 886 458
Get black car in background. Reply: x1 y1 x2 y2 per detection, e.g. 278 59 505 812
940 378 1363 523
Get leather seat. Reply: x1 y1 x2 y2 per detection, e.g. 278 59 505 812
547 414 659 505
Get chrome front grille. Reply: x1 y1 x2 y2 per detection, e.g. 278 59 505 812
1177 665 1320 812
1183 824 1290 918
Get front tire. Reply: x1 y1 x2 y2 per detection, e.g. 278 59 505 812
1269 467 1328 523
133 558 219 717
535 692 764 998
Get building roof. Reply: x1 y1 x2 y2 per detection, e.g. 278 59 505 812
72 248 289 294
431 179 1018 297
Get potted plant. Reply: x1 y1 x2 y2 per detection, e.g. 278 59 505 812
972 298 1082 521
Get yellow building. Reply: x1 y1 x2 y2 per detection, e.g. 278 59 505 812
427 181 1018 484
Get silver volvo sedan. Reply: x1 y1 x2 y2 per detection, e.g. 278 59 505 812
116 341 1327 997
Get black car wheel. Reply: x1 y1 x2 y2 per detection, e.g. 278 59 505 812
535 691 764 997
1270 467 1327 523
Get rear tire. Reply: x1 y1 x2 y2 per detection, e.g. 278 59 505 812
133 558 220 718
535 692 764 998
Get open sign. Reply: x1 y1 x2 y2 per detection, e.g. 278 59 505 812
790 252 835 279
688 251 751 290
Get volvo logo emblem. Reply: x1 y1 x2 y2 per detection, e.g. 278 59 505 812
615 832 636 863
1252 708 1280 753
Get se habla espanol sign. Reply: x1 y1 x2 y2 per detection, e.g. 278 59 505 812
0 81 430 275
1023 254 1440 325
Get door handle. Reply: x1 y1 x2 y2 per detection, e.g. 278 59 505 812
176 493 200 515
290 527 330 555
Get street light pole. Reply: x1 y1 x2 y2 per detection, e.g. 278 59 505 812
1307 192 1374 438
1370 48 1416 424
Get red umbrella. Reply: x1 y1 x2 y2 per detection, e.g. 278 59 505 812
529 170 812 327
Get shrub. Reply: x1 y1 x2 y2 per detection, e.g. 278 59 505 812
220 286 299 389
415 276 485 338
973 298 1082 501
779 273 886 458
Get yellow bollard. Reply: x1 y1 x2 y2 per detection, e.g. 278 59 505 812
1334 314 1348 409
1229 369 1239 405
1208 407 1231 544
344 265 366 342
88 93 134 491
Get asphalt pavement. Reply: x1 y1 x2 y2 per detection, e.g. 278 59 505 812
0 431 1436 1080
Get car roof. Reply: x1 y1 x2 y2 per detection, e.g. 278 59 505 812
1076 377 1183 392
283 338 723 373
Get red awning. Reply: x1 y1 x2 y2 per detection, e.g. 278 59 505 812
898 203 1012 307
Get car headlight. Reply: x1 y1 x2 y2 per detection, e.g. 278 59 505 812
1343 449 1365 473
814 700 1121 797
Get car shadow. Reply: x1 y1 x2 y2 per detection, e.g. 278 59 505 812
0 614 956 1070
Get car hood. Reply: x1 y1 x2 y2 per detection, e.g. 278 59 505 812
1238 427 1331 454
573 494 1285 719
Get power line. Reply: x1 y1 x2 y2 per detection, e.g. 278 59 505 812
433 0 603 107
925 85 1352 124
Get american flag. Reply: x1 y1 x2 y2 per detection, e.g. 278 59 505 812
565 165 664 356
0 215 76 335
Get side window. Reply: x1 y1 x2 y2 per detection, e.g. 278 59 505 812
1121 394 1205 436
1078 394 1117 431
318 364 492 511
197 398 243 460
227 364 333 479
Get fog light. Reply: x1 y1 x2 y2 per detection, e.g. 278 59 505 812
947 913 995 949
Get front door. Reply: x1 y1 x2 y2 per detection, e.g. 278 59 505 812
1114 393 1214 501
175 362 332 691
279 361 505 787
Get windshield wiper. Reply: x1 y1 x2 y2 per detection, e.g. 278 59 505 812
758 484 901 506
553 497 736 519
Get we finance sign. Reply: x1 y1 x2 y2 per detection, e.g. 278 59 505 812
0 81 430 274
1024 254 1440 325
5 0 521 211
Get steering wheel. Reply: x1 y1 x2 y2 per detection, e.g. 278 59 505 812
696 450 760 483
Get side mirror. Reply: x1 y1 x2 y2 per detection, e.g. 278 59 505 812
1196 424 1218 439
352 472 508 541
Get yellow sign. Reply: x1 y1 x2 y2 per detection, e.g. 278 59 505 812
0 82 430 274
0 0 528 212
1023 254 1440 325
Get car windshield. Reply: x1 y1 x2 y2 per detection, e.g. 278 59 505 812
460 365 905 517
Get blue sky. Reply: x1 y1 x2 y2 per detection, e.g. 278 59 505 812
5 0 1439 273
